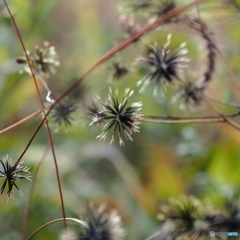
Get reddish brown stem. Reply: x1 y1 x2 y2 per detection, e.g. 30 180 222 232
22 144 50 239
3 0 67 231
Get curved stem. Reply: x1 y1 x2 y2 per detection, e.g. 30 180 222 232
22 143 50 240
0 106 49 135
27 218 88 240
145 230 164 240
3 0 67 230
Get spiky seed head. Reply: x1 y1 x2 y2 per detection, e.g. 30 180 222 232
0 155 31 199
61 204 125 240
50 100 77 127
158 196 204 238
136 34 189 96
177 82 205 108
153 0 176 17
110 62 129 81
17 41 60 75
89 88 143 146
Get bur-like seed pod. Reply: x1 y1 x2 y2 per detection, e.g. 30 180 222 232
60 204 125 240
16 41 60 75
50 100 77 127
110 61 129 81
0 155 31 199
157 196 204 239
153 0 177 19
89 88 143 146
208 198 240 232
136 34 189 96
177 81 205 108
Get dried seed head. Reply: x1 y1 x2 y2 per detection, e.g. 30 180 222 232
17 41 60 75
0 155 31 199
137 34 189 96
110 61 129 81
158 196 204 238
177 81 205 108
61 204 125 240
50 100 77 127
89 88 143 146
153 0 176 17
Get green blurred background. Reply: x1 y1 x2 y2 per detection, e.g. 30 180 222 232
1 0 240 239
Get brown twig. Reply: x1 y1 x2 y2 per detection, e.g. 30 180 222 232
3 0 67 231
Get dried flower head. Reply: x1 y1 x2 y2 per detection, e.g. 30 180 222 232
177 81 205 108
63 204 125 240
153 0 176 18
110 61 129 81
89 88 143 146
50 100 77 127
16 41 59 75
158 196 203 237
136 34 189 96
0 155 31 199
209 198 240 232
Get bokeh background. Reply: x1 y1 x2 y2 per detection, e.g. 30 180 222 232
1 0 240 239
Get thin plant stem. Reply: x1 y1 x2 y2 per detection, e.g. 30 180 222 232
176 76 240 131
145 112 240 120
22 143 51 240
145 230 164 240
0 106 49 135
27 218 88 240
141 118 225 124
3 0 67 230
207 97 240 108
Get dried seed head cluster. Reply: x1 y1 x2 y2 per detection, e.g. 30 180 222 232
89 88 143 146
137 34 189 96
50 100 77 127
62 204 125 240
157 196 205 238
177 81 205 108
16 41 60 75
153 0 176 18
110 61 129 81
0 155 31 199
151 196 240 239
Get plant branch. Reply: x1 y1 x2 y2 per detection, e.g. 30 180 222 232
27 218 88 240
145 112 240 120
22 143 51 240
141 118 225 124
3 0 67 230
